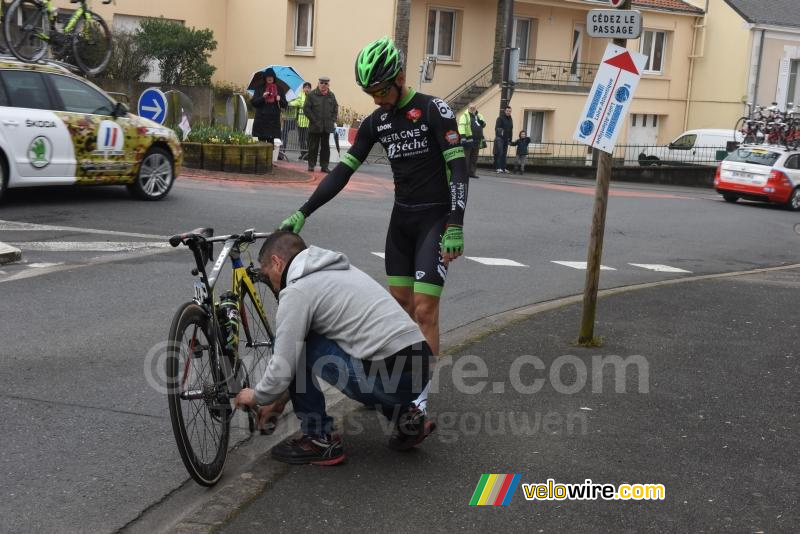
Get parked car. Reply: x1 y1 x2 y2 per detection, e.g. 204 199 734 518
714 144 800 210
638 129 743 166
0 57 182 203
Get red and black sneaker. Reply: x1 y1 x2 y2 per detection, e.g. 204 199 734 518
388 405 436 451
271 432 346 466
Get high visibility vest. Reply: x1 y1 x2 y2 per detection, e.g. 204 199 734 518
290 92 309 128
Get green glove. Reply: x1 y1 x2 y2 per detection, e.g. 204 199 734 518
440 225 464 255
279 211 305 233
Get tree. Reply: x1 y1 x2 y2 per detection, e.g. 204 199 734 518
100 30 151 81
136 18 217 86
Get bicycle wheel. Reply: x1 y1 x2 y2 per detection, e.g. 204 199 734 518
166 302 231 487
71 10 111 76
239 278 276 396
3 0 49 62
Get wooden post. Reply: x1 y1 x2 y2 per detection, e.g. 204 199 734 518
578 0 632 344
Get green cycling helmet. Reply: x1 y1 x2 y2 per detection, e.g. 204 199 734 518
355 37 404 90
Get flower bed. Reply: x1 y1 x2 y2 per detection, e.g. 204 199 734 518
182 124 272 174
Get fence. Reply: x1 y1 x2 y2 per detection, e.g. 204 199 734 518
477 140 730 168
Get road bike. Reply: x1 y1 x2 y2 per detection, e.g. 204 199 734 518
166 227 276 486
2 0 113 76
734 101 800 149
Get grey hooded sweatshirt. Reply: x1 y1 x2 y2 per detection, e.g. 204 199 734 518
254 246 425 405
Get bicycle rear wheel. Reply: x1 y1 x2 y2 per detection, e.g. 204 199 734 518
71 10 111 76
239 279 276 397
167 303 231 487
3 0 49 62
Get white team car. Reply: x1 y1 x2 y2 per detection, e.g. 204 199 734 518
0 57 182 202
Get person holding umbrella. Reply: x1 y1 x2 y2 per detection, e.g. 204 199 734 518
251 69 288 146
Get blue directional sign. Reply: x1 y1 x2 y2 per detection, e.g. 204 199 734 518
137 88 167 124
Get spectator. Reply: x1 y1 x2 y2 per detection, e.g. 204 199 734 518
251 69 287 147
510 130 532 175
458 104 486 179
303 76 338 173
493 105 513 173
290 82 312 161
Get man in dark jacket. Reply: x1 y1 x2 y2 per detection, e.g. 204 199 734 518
493 106 513 173
303 76 339 172
251 69 287 144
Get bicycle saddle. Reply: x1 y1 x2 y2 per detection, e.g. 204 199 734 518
168 227 214 247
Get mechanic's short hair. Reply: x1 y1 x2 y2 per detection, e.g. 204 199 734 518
258 231 307 265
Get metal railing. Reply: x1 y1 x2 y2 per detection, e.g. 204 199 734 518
516 59 598 91
442 63 493 109
476 140 731 168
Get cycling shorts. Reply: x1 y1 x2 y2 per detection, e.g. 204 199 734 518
385 202 449 297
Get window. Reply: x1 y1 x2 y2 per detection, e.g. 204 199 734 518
523 110 545 143
0 76 8 106
787 59 800 107
427 8 455 59
50 75 114 115
670 134 696 149
1 70 50 110
294 0 314 50
570 25 584 76
785 155 800 170
640 30 666 74
513 18 532 61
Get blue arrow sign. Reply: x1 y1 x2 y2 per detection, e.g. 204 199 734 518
138 88 167 124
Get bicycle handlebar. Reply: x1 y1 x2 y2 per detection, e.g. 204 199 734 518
168 228 271 248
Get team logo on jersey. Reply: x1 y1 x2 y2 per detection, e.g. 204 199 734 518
433 98 454 119
437 265 447 280
415 270 426 280
445 130 460 145
406 108 422 122
420 124 429 132
28 136 52 169
377 123 392 132
380 112 389 121
94 120 125 156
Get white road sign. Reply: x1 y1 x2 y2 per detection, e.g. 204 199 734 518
573 43 648 154
587 10 642 39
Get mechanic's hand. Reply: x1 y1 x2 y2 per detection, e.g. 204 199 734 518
257 398 287 434
234 388 256 409
440 225 464 266
279 210 305 233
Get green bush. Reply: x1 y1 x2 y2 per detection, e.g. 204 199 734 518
185 124 258 145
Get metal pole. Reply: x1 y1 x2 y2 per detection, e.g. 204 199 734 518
500 0 514 111
578 0 631 345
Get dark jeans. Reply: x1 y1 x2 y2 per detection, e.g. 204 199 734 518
288 332 432 437
464 140 480 176
493 138 509 170
297 127 308 159
307 131 331 169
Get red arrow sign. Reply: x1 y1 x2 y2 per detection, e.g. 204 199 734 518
604 51 640 75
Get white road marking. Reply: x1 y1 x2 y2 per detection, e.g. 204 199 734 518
466 256 528 267
629 263 692 273
27 262 65 268
0 219 169 240
10 241 171 252
552 261 616 271
371 252 386 259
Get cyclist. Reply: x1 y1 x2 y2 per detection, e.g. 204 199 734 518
280 37 469 376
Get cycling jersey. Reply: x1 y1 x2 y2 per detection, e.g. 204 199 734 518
299 88 468 226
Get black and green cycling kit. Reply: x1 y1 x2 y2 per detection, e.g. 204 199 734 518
297 88 469 296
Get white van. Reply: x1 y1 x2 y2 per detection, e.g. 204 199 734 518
638 129 744 166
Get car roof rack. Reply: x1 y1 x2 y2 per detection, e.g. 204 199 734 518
0 54 82 75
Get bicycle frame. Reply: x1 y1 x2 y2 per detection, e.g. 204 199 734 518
183 230 273 399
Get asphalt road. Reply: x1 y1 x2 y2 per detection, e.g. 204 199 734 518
0 164 798 533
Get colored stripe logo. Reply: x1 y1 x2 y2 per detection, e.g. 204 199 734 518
469 474 521 505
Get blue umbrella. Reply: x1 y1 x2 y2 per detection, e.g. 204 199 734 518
247 65 306 101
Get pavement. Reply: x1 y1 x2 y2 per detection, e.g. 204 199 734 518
154 265 798 533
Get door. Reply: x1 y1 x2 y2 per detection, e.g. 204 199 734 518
0 69 76 184
46 73 135 183
569 24 584 81
627 113 659 163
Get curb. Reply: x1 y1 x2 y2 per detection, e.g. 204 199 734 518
0 242 21 265
126 262 800 533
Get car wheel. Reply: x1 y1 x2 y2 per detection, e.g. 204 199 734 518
786 188 800 211
128 146 174 200
646 155 661 166
637 153 651 167
722 193 738 203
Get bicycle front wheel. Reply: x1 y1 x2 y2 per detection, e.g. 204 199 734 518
3 0 50 62
71 10 111 76
166 303 231 487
